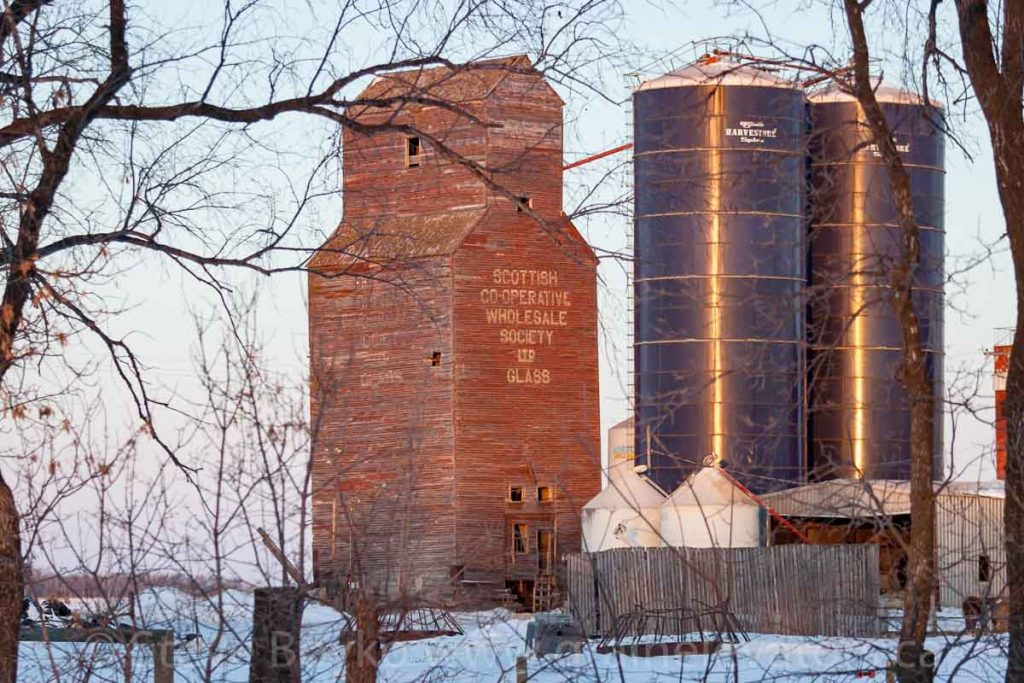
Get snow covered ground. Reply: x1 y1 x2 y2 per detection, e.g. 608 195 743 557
15 588 1010 681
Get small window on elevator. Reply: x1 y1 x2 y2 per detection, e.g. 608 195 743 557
513 524 528 554
537 486 554 503
508 486 524 503
430 352 441 367
406 136 422 167
515 196 533 213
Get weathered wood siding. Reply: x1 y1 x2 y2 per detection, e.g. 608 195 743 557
310 260 457 597
452 206 600 577
310 57 600 599
565 546 881 637
342 100 489 221
484 69 564 218
450 69 598 579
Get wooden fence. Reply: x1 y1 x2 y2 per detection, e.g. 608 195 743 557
564 545 880 638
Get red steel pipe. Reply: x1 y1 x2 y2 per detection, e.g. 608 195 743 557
715 467 812 544
563 143 634 171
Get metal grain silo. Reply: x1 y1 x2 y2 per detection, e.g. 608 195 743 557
633 58 806 494
807 85 944 480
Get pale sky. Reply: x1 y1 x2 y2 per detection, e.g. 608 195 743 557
19 0 1011 498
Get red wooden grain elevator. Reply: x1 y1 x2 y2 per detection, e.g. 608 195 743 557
308 56 600 604
995 344 1009 480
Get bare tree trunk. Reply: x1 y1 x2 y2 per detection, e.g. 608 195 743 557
1006 333 1024 680
952 0 1024 677
0 2 131 664
345 594 381 683
841 2 937 679
0 474 21 683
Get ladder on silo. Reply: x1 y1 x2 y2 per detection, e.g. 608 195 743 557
624 72 638 450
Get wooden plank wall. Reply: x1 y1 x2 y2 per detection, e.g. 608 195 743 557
309 260 458 597
565 545 881 638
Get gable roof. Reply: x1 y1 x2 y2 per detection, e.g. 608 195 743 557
355 55 535 107
309 209 486 272
310 208 596 272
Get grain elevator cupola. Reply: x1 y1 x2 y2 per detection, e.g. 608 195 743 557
308 56 601 605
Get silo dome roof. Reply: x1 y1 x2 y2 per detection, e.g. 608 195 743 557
809 82 944 108
637 58 800 92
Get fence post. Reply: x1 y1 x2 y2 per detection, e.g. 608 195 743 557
249 587 304 683
152 631 174 683
516 655 528 682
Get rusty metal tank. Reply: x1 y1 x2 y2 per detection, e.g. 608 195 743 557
633 58 807 494
807 85 945 480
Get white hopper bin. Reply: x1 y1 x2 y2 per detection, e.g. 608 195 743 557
582 470 665 550
583 418 664 550
660 467 762 548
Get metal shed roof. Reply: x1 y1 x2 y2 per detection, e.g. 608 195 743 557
762 478 1006 519
761 479 913 519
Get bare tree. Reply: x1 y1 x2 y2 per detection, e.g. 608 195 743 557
0 0 627 677
832 9 940 677
948 1 1024 678
813 0 1023 676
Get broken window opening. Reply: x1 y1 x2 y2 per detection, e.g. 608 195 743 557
406 137 422 167
513 524 528 554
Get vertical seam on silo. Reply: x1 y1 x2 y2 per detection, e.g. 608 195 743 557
852 102 866 476
710 89 725 462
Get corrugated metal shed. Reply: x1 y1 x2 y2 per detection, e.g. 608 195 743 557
936 487 1005 608
760 479 913 518
762 478 1006 608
